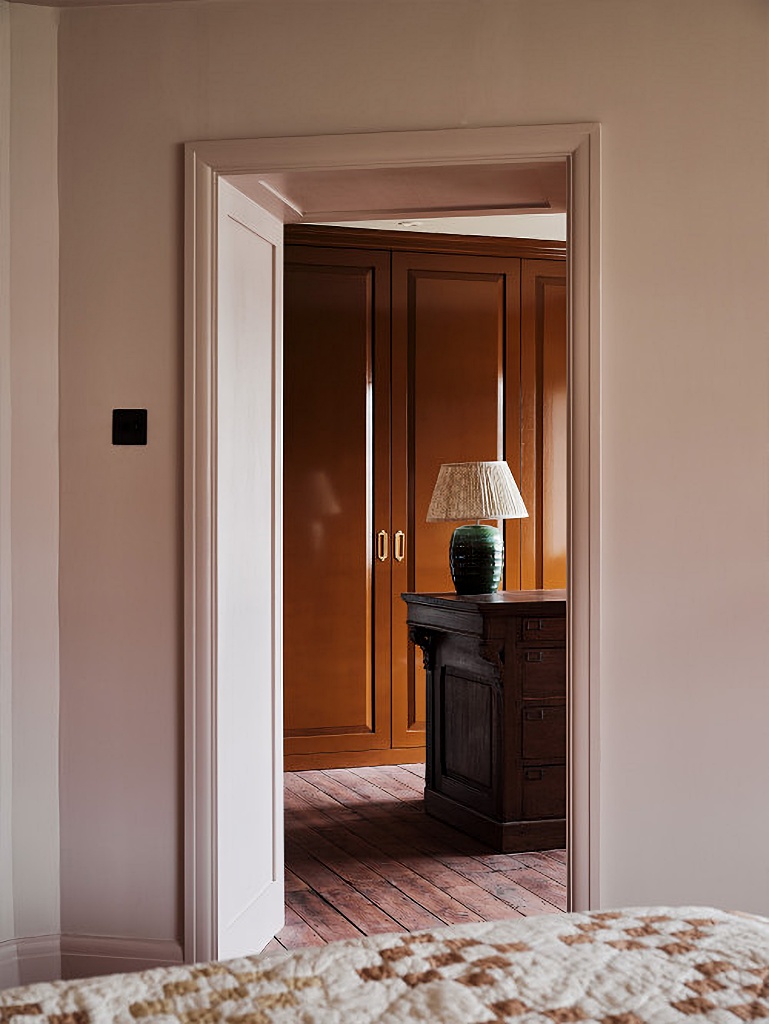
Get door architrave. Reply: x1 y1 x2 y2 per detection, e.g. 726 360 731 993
184 123 601 964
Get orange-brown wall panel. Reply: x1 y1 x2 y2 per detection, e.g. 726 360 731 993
283 232 565 769
391 253 521 748
520 260 567 591
283 247 391 757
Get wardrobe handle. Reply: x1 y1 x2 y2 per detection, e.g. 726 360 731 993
394 530 406 562
376 530 389 562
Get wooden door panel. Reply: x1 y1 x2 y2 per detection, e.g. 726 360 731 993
283 246 391 758
391 253 521 749
520 260 567 591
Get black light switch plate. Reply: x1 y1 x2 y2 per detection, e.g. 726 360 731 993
112 409 147 445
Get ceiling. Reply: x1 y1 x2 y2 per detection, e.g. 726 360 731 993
11 0 189 6
323 213 568 240
234 160 568 225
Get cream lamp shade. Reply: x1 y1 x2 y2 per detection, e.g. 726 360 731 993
426 461 528 595
427 461 528 523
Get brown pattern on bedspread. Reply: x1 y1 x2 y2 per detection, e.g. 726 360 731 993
1 907 768 1022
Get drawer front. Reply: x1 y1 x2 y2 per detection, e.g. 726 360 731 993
521 764 566 820
520 648 566 697
521 704 566 760
520 615 566 645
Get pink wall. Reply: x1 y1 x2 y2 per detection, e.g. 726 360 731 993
48 0 769 969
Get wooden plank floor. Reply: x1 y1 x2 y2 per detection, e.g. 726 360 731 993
265 764 566 954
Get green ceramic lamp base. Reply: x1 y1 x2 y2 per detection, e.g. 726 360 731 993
449 523 504 594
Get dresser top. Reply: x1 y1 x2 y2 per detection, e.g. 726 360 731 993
402 590 566 637
402 590 566 612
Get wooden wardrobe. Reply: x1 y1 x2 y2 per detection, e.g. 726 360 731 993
283 226 566 770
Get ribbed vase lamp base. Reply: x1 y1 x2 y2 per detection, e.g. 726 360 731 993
449 524 504 595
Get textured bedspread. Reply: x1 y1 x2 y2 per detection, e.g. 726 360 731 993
2 907 768 1022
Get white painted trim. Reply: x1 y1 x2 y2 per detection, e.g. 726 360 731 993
0 934 61 988
192 124 597 178
185 124 602 962
184 148 218 966
0 938 20 990
0 0 15 961
60 935 183 980
0 934 185 989
565 131 602 910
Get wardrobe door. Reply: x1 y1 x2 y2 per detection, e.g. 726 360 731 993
520 259 568 590
283 246 391 766
391 252 522 749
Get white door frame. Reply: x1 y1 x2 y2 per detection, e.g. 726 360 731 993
184 123 601 964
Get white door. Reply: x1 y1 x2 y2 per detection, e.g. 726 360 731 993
215 178 284 959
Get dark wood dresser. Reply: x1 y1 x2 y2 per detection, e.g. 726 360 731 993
403 590 566 852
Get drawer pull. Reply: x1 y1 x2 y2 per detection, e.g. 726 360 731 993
525 709 546 720
526 651 544 663
525 768 545 781
524 618 543 631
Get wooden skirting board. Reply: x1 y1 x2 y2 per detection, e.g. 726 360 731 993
285 748 426 772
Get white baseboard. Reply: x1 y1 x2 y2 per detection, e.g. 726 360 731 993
0 938 20 990
0 934 61 989
60 934 184 980
0 933 184 986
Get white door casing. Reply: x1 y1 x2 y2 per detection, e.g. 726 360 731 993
184 124 601 963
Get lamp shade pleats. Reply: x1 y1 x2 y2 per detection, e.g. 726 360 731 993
426 461 528 523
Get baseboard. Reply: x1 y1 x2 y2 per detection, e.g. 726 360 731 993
424 789 566 852
0 933 184 987
60 934 184 980
285 747 426 771
0 938 20 990
0 934 61 989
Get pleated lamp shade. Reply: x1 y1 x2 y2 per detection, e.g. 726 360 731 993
426 461 528 523
426 461 528 594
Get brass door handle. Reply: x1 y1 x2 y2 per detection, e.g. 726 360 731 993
394 530 406 562
376 530 389 562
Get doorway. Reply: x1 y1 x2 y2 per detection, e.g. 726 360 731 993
279 213 569 949
283 221 568 770
184 123 601 964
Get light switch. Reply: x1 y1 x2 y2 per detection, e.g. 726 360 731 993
112 409 147 445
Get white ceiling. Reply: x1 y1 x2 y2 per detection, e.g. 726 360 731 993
10 0 189 5
322 213 568 241
236 159 568 224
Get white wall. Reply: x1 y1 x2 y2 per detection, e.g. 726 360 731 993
0 0 61 987
54 0 769 967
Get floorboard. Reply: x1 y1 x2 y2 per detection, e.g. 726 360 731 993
273 764 566 952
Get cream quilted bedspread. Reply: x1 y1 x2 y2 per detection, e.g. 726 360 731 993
2 907 768 1022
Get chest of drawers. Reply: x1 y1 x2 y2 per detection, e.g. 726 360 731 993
402 591 566 852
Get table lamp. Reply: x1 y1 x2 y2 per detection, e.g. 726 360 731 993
426 461 528 594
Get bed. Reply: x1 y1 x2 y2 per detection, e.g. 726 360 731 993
1 906 767 1022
